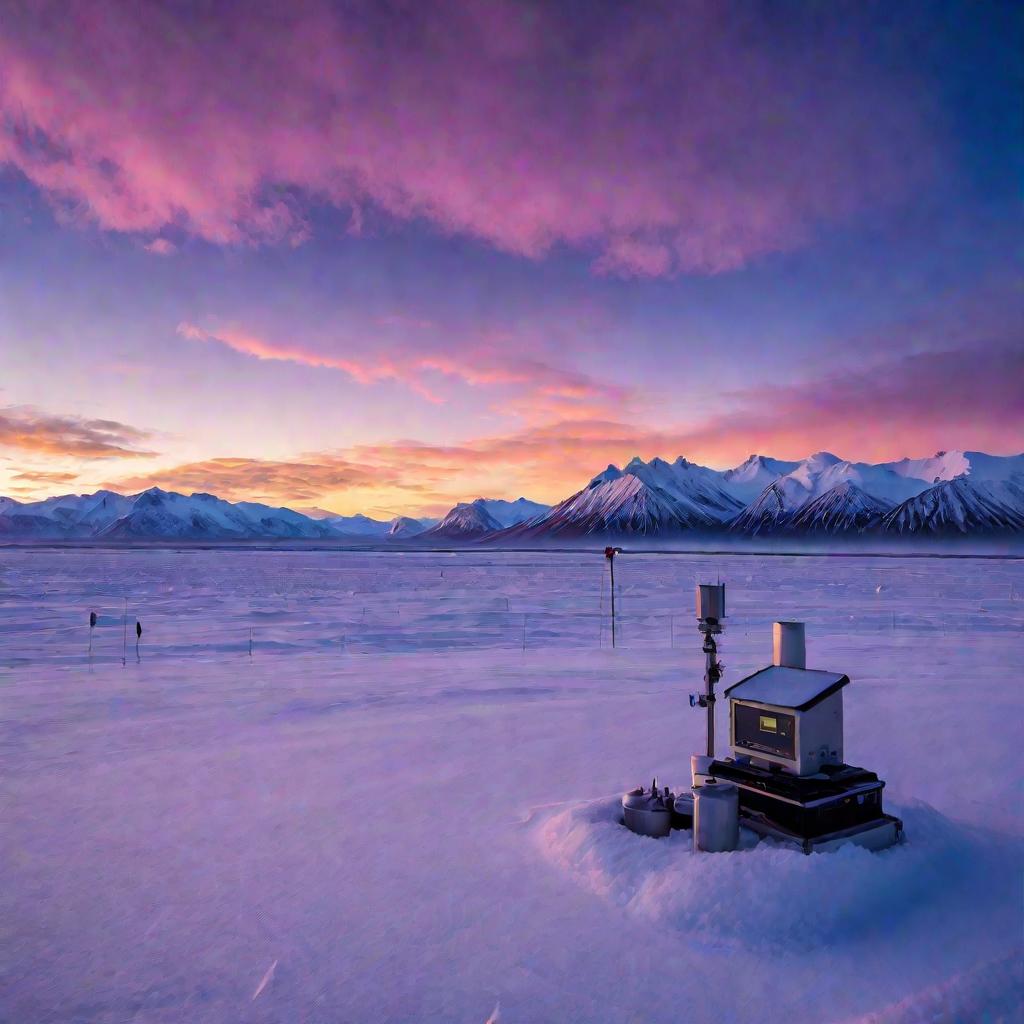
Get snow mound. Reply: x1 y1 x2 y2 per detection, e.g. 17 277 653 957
533 796 1011 953
837 951 1023 1023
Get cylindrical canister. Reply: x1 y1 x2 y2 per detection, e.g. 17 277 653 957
693 780 739 852
690 754 715 788
622 788 672 839
773 620 806 669
696 583 726 621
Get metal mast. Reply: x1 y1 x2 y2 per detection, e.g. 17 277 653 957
692 583 725 758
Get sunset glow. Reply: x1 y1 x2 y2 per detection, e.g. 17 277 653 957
1 1 1020 516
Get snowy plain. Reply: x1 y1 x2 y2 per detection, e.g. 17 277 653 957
1 548 1022 1023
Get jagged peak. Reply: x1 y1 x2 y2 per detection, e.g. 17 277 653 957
805 451 842 465
588 464 623 487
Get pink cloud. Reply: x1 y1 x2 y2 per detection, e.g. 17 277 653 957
176 321 629 411
0 2 938 275
143 238 176 255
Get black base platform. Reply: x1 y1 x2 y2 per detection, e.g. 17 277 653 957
710 758 901 845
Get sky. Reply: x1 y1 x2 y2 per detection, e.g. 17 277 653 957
0 0 1021 518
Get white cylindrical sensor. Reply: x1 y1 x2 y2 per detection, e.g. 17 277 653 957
773 621 806 669
696 583 726 621
693 780 739 853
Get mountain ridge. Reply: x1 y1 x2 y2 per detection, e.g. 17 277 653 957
1 449 1021 543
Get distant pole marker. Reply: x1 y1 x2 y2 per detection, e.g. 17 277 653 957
604 547 623 648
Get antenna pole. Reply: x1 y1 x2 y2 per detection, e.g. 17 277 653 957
703 631 721 758
604 547 622 648
692 583 726 760
609 557 616 648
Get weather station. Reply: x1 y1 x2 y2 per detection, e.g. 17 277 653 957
623 583 903 854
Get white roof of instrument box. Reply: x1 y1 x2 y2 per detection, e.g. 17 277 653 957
724 666 849 711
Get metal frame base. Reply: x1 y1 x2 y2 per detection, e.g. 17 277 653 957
740 812 904 854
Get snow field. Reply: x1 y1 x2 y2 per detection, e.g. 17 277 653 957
1 550 1022 1022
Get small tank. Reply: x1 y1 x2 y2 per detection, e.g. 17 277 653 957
693 779 739 852
622 780 674 838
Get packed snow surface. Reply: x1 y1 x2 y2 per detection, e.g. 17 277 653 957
1 549 1022 1023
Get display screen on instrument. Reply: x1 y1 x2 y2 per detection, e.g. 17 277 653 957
734 704 796 759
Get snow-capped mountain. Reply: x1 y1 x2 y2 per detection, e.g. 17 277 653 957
727 451 1024 539
882 450 1024 485
785 482 894 535
616 456 746 520
1 449 1020 543
880 476 1024 536
748 452 924 511
0 489 135 538
0 487 452 542
387 515 428 538
720 455 801 502
727 482 794 536
102 489 336 540
730 480 894 537
422 499 504 539
500 449 1023 542
303 509 391 536
413 496 547 541
502 468 739 540
474 497 549 528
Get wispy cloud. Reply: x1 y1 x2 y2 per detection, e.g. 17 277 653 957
176 321 629 412
109 455 414 506
0 406 157 459
177 322 445 402
0 2 938 275
9 469 79 485
104 341 1024 514
143 238 176 255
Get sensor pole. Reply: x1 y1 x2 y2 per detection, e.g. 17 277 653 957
702 628 722 758
605 546 623 648
692 583 726 759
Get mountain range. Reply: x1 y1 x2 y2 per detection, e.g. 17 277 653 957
0 449 1021 544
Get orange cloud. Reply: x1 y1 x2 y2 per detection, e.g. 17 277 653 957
20 342 1021 516
108 455 411 506
0 406 157 459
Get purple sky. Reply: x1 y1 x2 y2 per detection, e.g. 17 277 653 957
1 0 1020 515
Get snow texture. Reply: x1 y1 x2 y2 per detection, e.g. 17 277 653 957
1 549 1022 1023
722 664 847 708
423 499 506 538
